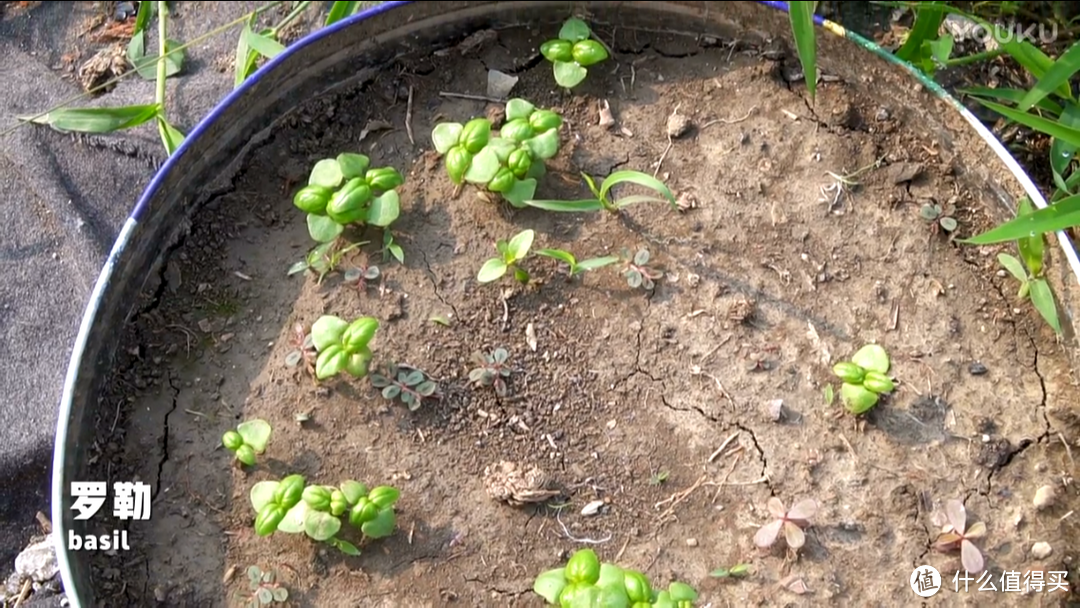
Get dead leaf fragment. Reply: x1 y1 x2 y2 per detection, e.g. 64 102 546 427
526 323 538 351
487 69 518 99
359 119 393 142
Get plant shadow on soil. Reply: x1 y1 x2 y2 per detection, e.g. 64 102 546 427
84 23 1080 608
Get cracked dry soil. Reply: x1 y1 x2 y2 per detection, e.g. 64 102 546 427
85 25 1079 607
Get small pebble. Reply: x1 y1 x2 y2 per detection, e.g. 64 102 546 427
685 538 698 547
666 111 693 139
581 500 605 516
1033 485 1057 510
969 361 988 376
1031 542 1053 559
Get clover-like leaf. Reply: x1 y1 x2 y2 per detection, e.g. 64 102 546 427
403 370 425 386
307 214 344 243
432 122 464 155
553 61 588 88
524 128 560 161
272 587 288 602
369 373 391 388
919 203 941 221
463 147 501 184
309 158 343 188
382 385 402 400
258 588 273 604
367 190 400 227
939 216 958 232
417 381 437 397
626 270 643 288
493 347 509 364
237 419 272 453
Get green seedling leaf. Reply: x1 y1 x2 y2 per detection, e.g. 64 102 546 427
463 147 501 184
532 568 567 605
330 538 361 556
524 128 560 160
559 17 591 42
841 382 879 414
276 501 308 534
823 383 834 406
429 314 451 326
1016 198 1046 276
896 1 945 61
432 122 464 155
600 171 677 208
963 193 1080 245
851 344 890 374
506 229 535 261
633 249 650 265
250 481 279 512
242 26 286 60
311 315 349 351
361 507 397 538
503 178 537 208
525 198 605 213
553 61 587 88
998 253 1028 283
273 587 289 602
513 266 530 284
237 419 272 453
367 191 400 227
303 510 341 541
477 258 508 283
340 480 369 505
578 256 620 272
960 86 1063 115
1029 278 1062 334
337 152 370 179
975 99 1080 149
325 0 361 26
309 158 344 188
307 214 343 243
128 33 185 79
506 98 536 122
19 104 160 134
132 0 156 34
788 1 817 100
1019 39 1080 112
535 248 576 266
156 115 185 155
939 216 958 232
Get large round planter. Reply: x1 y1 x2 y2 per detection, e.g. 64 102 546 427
53 2 1080 606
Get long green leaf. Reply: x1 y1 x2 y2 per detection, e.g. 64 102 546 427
18 104 161 133
128 36 185 80
534 249 577 266
896 2 945 61
234 17 256 87
975 99 1080 149
525 199 605 213
1050 103 1080 192
326 1 360 26
132 1 157 35
613 195 673 209
599 171 676 208
242 26 285 59
157 115 186 156
1029 278 1062 334
960 86 1063 115
1017 39 1080 112
788 1 817 100
962 193 1080 244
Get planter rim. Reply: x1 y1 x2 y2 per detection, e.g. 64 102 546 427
49 2 1079 606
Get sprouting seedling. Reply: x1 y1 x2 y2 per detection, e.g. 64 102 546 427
753 496 818 550
534 248 619 280
932 498 986 573
239 565 289 607
285 322 317 374
920 201 958 234
477 229 534 285
222 419 272 467
525 170 676 214
369 363 438 412
469 347 512 397
344 259 381 293
620 248 663 290
998 254 1062 335
381 230 404 264
310 315 379 381
287 240 365 284
709 563 752 580
293 153 404 243
540 17 610 89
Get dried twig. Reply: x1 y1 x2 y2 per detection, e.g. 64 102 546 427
655 474 708 520
439 91 504 103
555 509 612 544
708 431 740 463
701 106 757 129
405 85 415 145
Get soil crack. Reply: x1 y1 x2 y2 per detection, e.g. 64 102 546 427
418 247 459 317
154 371 181 501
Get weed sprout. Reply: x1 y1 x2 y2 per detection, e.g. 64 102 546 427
932 498 986 573
754 496 818 550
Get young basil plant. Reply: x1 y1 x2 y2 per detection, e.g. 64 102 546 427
250 476 401 556
431 98 563 207
534 248 619 279
222 419 273 466
309 315 379 380
477 229 534 284
532 548 700 607
526 170 676 214
293 152 405 243
831 344 895 415
540 17 610 89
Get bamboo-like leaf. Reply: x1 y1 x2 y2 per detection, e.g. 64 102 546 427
1017 39 1080 111
960 86 1063 115
19 104 160 133
525 199 605 213
242 26 285 59
1051 103 1080 192
156 115 186 156
974 99 1080 149
963 194 1080 245
132 0 157 35
896 2 945 62
788 1 817 101
599 171 676 208
1029 278 1062 334
128 35 185 80
326 1 361 26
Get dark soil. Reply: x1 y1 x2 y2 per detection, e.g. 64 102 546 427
83 22 1080 608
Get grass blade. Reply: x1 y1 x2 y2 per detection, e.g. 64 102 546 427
325 1 360 26
242 26 286 59
132 1 157 35
599 171 677 207
157 115 186 156
896 2 945 62
525 199 605 213
234 17 256 87
1029 279 1062 334
1050 102 1080 192
978 21 1071 99
613 195 673 209
534 249 576 266
576 256 620 271
960 87 1063 116
1017 39 1080 112
18 104 160 133
975 99 1080 149
962 193 1080 245
788 1 817 101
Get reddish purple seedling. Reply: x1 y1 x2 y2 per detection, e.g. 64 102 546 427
754 496 817 550
933 499 986 573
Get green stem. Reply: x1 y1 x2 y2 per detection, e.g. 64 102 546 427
156 0 168 109
945 47 1006 67
271 1 312 36
1 1 285 139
